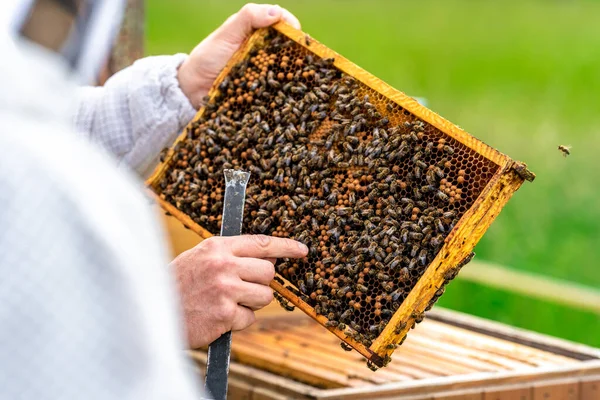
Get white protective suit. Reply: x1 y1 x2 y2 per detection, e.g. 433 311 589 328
0 1 207 399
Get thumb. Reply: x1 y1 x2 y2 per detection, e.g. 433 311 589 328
214 4 301 45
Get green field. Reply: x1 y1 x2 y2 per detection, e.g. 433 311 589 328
146 0 600 346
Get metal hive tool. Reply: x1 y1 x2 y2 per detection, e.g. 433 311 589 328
147 22 535 368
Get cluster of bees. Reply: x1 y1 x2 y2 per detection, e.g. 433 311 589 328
158 29 497 352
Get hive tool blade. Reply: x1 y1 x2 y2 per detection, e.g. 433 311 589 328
204 169 251 400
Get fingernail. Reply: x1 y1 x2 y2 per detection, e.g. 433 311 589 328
297 242 308 253
268 5 279 17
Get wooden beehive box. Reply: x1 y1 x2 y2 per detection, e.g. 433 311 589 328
190 308 600 400
147 22 535 368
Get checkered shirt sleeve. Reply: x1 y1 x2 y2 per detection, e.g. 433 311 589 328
74 54 198 177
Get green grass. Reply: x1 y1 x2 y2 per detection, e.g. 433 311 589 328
146 0 600 345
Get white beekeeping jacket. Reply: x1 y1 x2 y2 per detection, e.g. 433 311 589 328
0 34 207 400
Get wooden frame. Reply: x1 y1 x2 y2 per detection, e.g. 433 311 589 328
147 22 535 367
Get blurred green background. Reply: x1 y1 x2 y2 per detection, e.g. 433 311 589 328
146 0 600 346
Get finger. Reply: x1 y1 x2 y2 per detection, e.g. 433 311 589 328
214 4 301 45
236 282 274 310
279 7 301 29
226 235 309 259
231 305 256 331
237 258 275 285
264 258 277 265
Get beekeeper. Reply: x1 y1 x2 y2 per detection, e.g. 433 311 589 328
0 1 304 399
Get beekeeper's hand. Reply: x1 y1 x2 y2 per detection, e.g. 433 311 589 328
177 3 301 109
170 234 308 348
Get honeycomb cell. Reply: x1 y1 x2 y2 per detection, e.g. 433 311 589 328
157 28 499 348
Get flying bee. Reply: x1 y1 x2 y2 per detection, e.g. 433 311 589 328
558 145 571 157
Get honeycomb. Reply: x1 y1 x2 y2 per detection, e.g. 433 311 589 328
156 28 500 354
148 22 541 369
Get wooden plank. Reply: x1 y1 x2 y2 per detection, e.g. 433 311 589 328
422 320 574 366
402 335 527 371
226 377 253 400
232 333 402 386
251 387 292 400
579 376 600 400
428 309 600 361
230 337 352 388
532 379 579 400
190 351 323 399
433 390 483 400
457 261 600 315
483 386 532 400
316 362 600 399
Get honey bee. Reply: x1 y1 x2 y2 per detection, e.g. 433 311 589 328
367 361 379 371
325 320 338 328
340 342 353 351
411 311 425 323
394 321 407 335
558 145 571 157
305 34 312 46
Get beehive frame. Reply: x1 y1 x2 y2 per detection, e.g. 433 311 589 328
147 22 534 368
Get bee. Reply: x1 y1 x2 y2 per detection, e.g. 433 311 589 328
394 321 408 335
357 284 369 293
435 218 446 233
298 280 308 294
325 320 339 328
382 282 394 292
432 191 448 203
306 272 314 290
558 145 571 157
418 249 428 266
274 292 296 312
340 342 353 351
411 311 425 323
457 251 476 269
305 34 312 46
444 267 459 281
